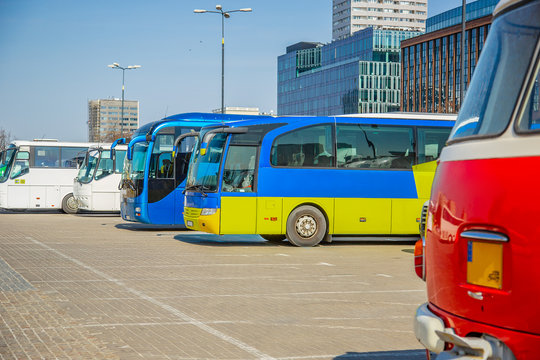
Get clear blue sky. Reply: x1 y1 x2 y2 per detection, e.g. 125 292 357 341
0 0 464 142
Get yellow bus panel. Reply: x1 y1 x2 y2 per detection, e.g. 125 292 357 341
220 196 257 234
256 197 283 234
391 198 424 234
334 198 391 234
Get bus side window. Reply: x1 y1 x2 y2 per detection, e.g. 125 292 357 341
157 153 173 179
61 147 86 168
34 146 60 168
175 151 191 184
417 127 452 164
222 146 257 192
337 124 414 169
10 151 30 179
271 125 334 167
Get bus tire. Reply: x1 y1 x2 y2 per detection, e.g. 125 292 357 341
62 193 79 214
261 235 286 243
286 205 327 247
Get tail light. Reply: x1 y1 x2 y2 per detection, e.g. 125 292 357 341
414 240 426 280
415 202 429 280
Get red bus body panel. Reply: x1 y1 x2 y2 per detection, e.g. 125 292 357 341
426 156 540 352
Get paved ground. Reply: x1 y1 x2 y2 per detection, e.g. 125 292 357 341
0 211 430 360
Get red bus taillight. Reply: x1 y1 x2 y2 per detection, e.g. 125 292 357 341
414 239 426 281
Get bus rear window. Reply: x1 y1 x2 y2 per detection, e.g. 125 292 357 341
449 2 540 142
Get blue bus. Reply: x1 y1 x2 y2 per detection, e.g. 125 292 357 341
183 113 456 246
120 112 271 225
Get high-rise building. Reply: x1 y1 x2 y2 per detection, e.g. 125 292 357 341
88 99 139 142
400 0 497 113
278 28 420 115
333 0 427 40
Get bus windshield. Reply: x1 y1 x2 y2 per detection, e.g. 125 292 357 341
130 142 149 180
95 150 114 180
186 133 228 192
77 149 99 183
0 148 16 183
449 3 540 141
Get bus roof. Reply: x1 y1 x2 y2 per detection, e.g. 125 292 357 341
9 140 101 148
133 112 274 138
493 0 524 16
199 113 457 130
337 112 457 121
87 144 128 151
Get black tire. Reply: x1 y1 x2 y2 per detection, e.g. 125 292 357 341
62 193 79 214
261 235 287 243
286 205 327 247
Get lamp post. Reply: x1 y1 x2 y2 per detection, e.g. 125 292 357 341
194 5 252 114
108 63 141 136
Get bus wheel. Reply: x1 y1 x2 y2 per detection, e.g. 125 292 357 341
261 235 286 243
62 193 79 214
286 205 327 247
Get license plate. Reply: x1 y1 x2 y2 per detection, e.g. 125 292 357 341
467 241 503 289
186 220 193 227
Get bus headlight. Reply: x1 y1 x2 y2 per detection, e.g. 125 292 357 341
201 208 217 216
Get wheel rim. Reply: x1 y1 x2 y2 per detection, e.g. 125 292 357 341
66 196 78 212
295 215 317 238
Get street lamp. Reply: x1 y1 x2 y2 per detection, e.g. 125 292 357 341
107 63 141 136
194 5 252 114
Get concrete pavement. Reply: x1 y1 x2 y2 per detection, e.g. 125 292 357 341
0 212 429 359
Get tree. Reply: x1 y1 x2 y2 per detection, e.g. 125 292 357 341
99 129 133 143
0 128 12 151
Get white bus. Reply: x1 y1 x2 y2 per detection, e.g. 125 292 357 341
73 142 127 212
0 140 96 213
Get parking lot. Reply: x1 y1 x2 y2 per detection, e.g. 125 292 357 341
0 211 429 359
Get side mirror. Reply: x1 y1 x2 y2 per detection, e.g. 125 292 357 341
111 138 126 150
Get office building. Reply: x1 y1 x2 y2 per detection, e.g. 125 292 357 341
278 28 420 116
400 0 497 113
88 99 139 142
333 0 427 40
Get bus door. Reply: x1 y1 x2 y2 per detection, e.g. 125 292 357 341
8 149 30 208
147 132 176 224
220 143 258 234
173 133 197 224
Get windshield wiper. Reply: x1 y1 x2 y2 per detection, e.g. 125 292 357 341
183 184 209 196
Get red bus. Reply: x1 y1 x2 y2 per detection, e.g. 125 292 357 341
413 0 540 358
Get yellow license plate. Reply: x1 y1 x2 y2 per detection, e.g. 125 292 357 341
467 241 503 289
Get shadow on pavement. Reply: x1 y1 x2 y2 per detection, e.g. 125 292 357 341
115 223 186 231
334 349 431 359
174 233 287 247
76 212 120 217
0 209 62 214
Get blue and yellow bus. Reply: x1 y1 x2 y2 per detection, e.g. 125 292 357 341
183 113 456 245
120 112 270 225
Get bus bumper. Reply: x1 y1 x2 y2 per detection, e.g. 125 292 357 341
75 195 90 210
184 207 220 234
414 302 533 359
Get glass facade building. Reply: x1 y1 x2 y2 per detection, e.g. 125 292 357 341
278 28 420 116
426 0 498 33
401 0 497 113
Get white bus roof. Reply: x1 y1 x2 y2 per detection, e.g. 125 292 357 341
10 140 102 148
336 112 457 121
494 0 524 16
